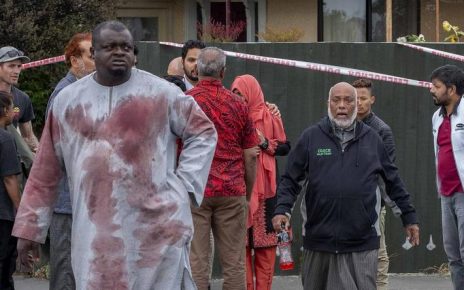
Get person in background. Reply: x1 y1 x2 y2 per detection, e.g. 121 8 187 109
164 56 187 92
181 40 205 90
0 91 21 290
167 57 184 76
352 78 398 290
45 32 95 290
430 64 464 290
0 46 39 152
231 74 290 290
188 47 258 290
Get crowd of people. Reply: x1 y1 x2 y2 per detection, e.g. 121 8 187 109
0 20 462 290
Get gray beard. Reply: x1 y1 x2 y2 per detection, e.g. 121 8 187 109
328 106 358 129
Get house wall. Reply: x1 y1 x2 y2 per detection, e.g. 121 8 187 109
117 0 464 44
266 0 317 42
117 0 185 42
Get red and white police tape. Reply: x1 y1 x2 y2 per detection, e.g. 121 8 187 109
22 55 66 69
28 42 464 89
397 42 464 63
160 41 432 88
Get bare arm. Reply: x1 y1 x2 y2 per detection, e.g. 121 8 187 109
244 147 258 201
19 121 39 152
4 175 20 209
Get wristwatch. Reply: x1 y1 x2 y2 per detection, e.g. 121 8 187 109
259 138 269 150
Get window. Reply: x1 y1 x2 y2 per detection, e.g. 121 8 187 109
197 1 249 42
119 17 159 41
318 0 420 42
371 0 386 41
391 0 420 40
319 0 367 41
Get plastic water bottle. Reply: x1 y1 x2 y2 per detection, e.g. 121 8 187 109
277 226 294 270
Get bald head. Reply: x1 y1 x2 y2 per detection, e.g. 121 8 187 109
197 47 226 79
328 82 358 128
167 57 183 76
328 82 357 100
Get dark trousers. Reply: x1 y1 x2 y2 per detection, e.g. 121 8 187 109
50 213 75 290
0 219 17 290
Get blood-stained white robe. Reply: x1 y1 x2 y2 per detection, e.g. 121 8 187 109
13 68 217 290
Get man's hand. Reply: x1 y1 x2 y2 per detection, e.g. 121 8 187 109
405 224 420 246
18 121 39 153
266 102 281 118
272 214 290 233
17 238 40 271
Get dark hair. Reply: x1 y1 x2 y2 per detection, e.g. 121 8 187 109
92 21 131 48
430 64 464 96
0 91 12 118
163 75 187 92
64 33 92 68
181 40 205 60
352 78 373 92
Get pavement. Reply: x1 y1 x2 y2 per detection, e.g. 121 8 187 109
14 273 453 290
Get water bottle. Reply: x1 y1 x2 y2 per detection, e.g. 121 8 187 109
277 225 294 271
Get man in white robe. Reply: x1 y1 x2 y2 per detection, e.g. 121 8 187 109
12 21 217 290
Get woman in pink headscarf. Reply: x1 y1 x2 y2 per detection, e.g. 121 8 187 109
231 74 290 290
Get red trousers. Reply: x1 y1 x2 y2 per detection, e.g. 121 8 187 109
246 246 276 290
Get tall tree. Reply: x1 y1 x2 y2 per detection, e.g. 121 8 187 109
0 0 120 134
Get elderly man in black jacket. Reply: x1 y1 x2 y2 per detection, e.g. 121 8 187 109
272 82 420 290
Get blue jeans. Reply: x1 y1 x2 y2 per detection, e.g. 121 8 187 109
441 193 464 290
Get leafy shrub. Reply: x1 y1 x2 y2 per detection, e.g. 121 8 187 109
0 0 120 135
198 19 246 42
443 21 464 42
396 34 426 43
257 27 304 42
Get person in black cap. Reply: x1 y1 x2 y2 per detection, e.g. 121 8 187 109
0 46 38 153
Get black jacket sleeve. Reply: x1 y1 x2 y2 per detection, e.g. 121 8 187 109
379 127 396 163
274 140 291 156
378 139 418 226
274 131 309 216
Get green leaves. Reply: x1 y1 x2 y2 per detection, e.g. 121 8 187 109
442 20 464 43
0 0 120 135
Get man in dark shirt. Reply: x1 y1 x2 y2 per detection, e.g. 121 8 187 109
353 78 399 290
188 47 258 290
430 65 464 290
0 91 21 290
0 46 39 152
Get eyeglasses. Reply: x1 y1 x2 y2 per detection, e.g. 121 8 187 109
0 49 24 60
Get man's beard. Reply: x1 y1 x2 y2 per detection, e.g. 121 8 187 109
432 94 447 107
328 106 358 129
184 67 198 82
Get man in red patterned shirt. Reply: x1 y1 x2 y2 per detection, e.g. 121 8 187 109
188 47 259 290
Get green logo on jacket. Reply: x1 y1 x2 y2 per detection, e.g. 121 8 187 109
317 148 332 156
